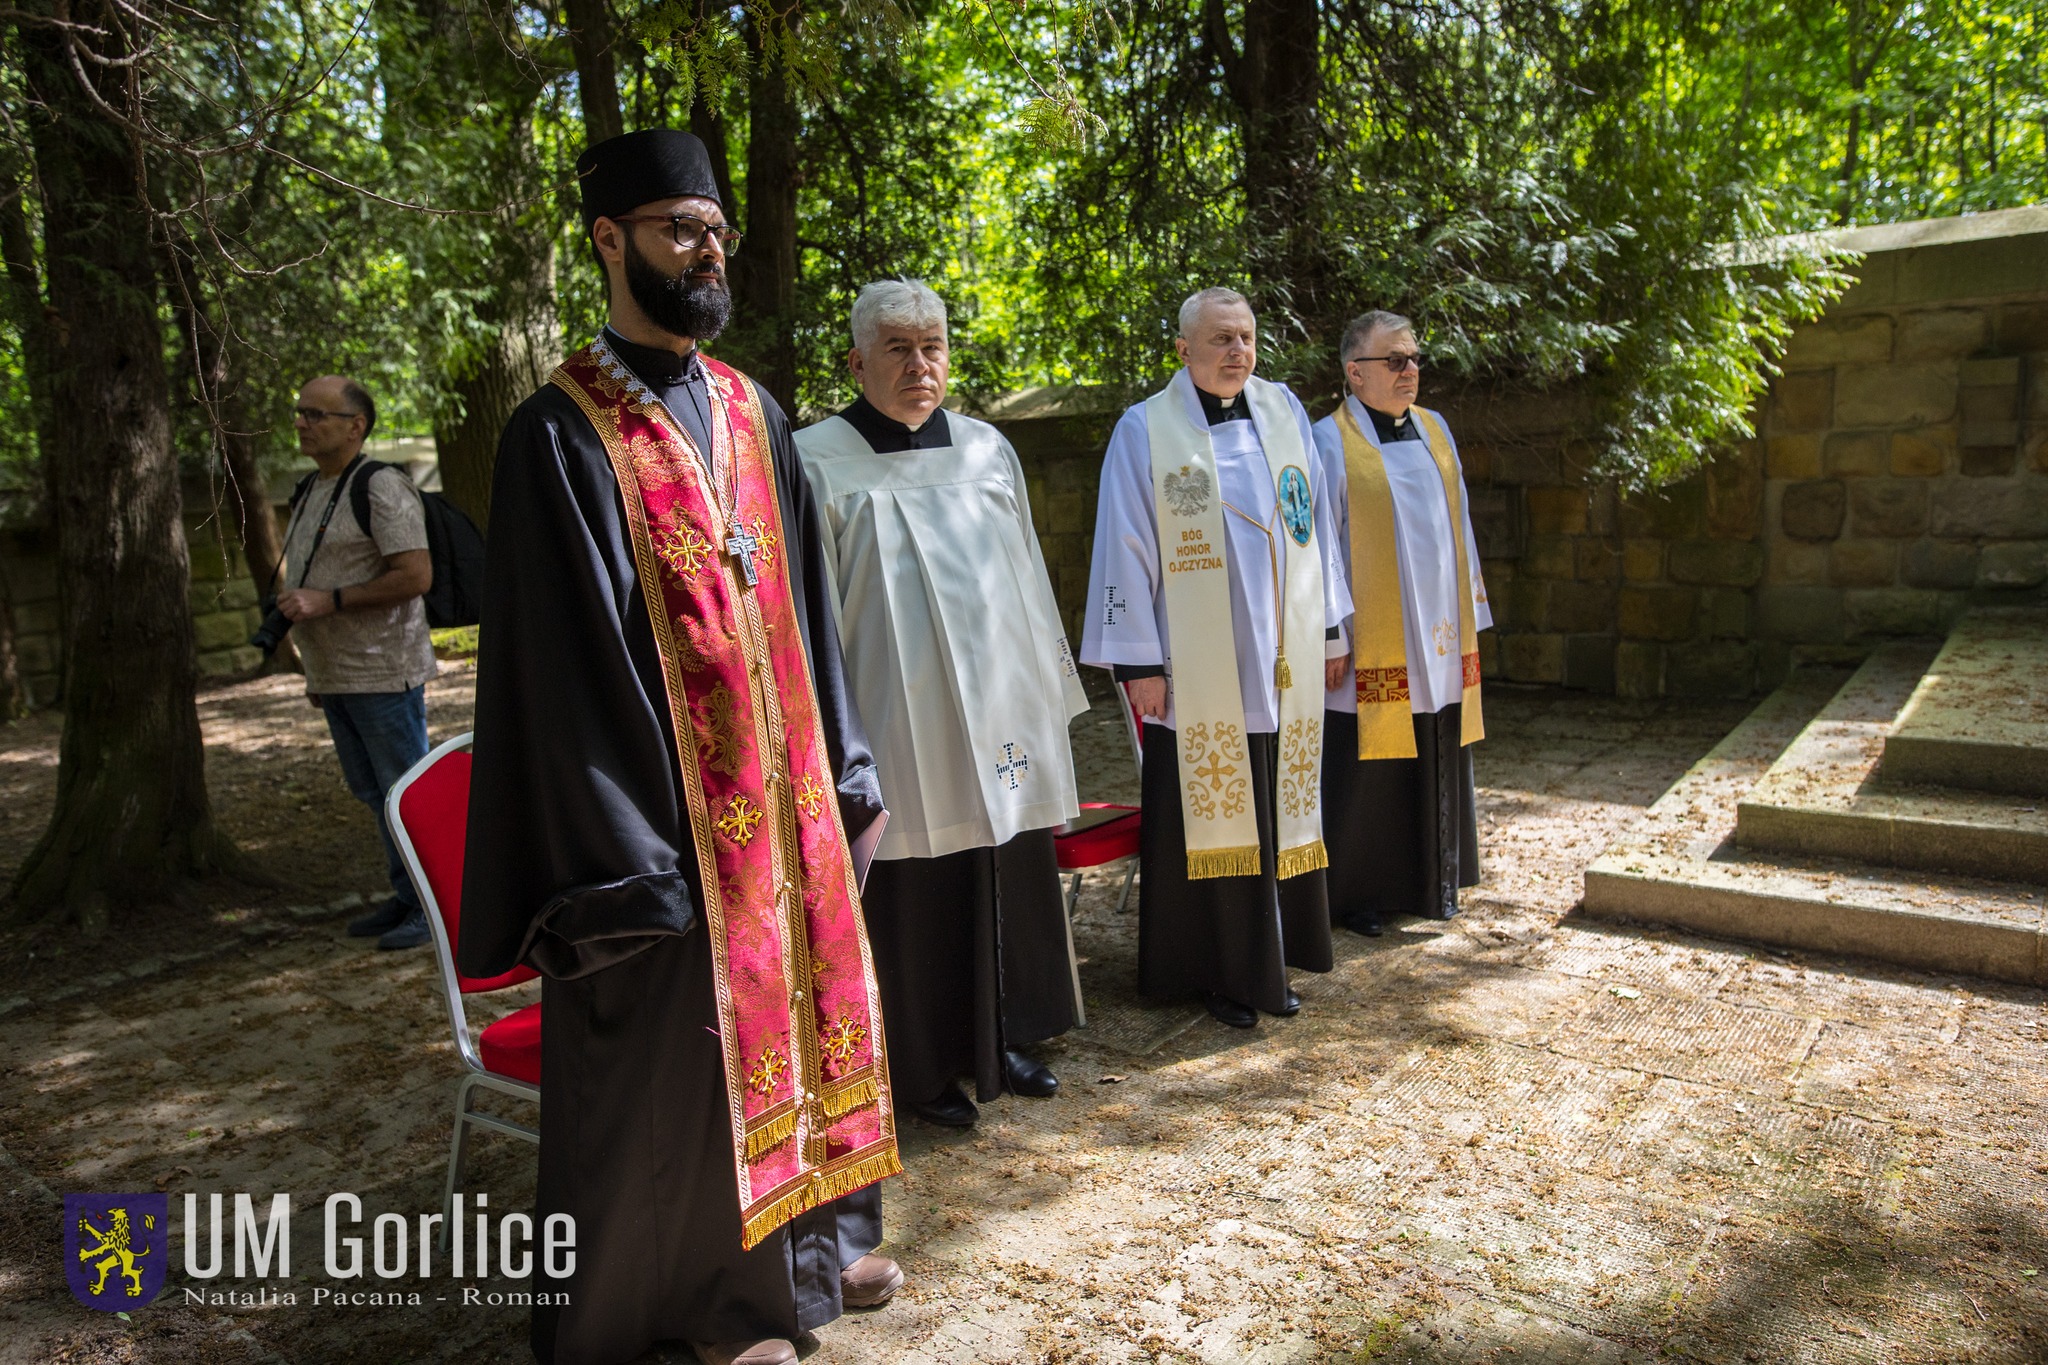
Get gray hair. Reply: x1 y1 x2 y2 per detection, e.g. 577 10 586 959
1340 310 1414 363
1177 287 1253 338
850 278 948 352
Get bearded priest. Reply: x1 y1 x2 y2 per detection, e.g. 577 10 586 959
796 278 1087 1129
458 129 903 1365
1080 287 1352 1030
1314 309 1490 935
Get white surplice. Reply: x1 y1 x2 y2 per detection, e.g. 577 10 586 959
1080 372 1352 733
798 410 1088 861
1313 395 1492 716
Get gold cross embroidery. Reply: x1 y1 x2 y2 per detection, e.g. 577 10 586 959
795 772 827 822
748 515 779 574
747 1045 787 1097
717 794 764 848
820 1016 868 1069
656 526 713 580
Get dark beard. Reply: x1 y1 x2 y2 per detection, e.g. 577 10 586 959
623 235 732 342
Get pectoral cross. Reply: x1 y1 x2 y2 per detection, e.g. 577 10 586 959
725 526 762 587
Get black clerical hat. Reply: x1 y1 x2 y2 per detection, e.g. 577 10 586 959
575 129 723 227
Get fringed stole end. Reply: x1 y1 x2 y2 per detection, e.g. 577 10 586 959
739 1145 905 1251
820 1075 879 1119
744 1107 798 1161
1276 840 1328 880
1185 845 1261 880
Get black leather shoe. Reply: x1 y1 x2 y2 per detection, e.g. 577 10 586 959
1003 1050 1059 1097
1203 992 1258 1029
1343 914 1386 938
347 898 410 937
377 908 431 950
910 1082 978 1127
1268 988 1302 1018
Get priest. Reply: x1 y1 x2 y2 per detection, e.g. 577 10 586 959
796 278 1088 1128
459 129 903 1365
1080 287 1352 1029
1314 309 1490 933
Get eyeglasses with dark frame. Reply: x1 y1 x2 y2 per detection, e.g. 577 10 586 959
1345 353 1425 373
609 213 744 256
293 406 364 424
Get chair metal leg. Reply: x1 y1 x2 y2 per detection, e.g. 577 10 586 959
1115 863 1137 914
439 1073 480 1254
1065 871 1083 918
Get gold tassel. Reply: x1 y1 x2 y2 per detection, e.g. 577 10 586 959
1276 840 1329 880
1186 845 1261 880
744 1108 798 1160
819 1075 879 1119
815 1148 905 1205
1276 655 1293 690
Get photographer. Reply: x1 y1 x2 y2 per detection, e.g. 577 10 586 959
276 376 436 950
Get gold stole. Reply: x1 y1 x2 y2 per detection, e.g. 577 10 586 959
1338 402 1485 760
1148 373 1328 880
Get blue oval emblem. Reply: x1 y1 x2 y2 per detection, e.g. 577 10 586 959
1278 465 1313 546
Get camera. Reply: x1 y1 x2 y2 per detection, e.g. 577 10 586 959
250 597 294 655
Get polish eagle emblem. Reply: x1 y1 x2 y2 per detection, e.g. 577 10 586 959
1163 464 1212 517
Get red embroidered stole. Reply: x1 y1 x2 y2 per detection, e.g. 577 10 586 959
551 337 899 1249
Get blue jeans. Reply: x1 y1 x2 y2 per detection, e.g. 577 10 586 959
321 686 430 911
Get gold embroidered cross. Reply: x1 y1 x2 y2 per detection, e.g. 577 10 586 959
717 794 764 847
820 1016 867 1068
656 526 712 579
748 516 778 573
747 1046 787 1096
1194 751 1236 791
795 772 827 822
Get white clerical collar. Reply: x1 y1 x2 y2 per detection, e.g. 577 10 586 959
1346 394 1424 445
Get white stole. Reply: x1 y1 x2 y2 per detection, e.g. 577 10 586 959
1145 371 1327 880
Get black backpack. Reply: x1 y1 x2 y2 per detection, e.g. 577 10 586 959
286 460 486 629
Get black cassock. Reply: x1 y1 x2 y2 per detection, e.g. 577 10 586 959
458 332 888 1364
1321 705 1482 927
1131 721 1335 1014
827 399 1079 1106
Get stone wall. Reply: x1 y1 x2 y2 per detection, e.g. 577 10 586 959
1470 206 2048 697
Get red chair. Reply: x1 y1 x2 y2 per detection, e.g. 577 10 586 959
385 731 539 1250
1052 678 1149 919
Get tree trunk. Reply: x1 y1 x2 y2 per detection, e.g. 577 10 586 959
8 0 242 929
0 568 25 722
432 228 558 528
166 246 301 674
724 21 802 412
383 0 561 530
1205 0 1329 364
566 0 625 144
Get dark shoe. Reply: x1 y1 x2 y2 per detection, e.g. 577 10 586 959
840 1252 904 1309
692 1341 797 1365
1003 1049 1059 1098
347 898 410 937
1343 914 1385 938
910 1081 978 1127
376 907 431 950
1268 988 1302 1018
1203 992 1258 1029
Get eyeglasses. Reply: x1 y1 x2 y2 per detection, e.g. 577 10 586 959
294 406 362 424
610 213 744 256
1346 353 1424 373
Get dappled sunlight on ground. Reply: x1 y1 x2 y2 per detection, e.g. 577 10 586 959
1 679 2043 1362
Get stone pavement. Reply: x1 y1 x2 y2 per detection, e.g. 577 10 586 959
2 669 2044 1363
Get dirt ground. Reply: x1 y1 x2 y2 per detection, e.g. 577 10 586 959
1 665 2044 1364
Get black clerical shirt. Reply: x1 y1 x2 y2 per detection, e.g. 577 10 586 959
838 395 952 453
1364 403 1420 444
604 327 716 464
1196 385 1251 425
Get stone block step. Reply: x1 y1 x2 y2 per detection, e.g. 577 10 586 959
1583 669 2048 987
1881 607 2048 796
1735 642 2048 882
